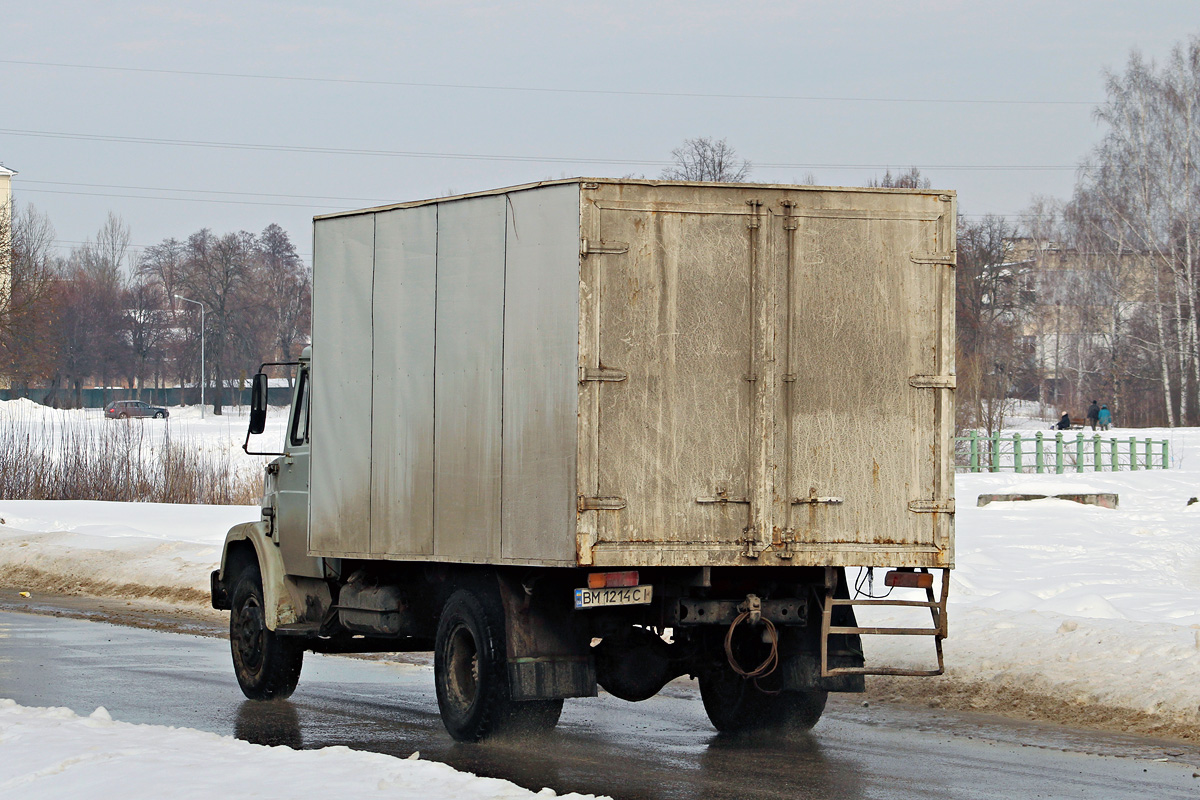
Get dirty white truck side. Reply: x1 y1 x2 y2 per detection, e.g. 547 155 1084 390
212 179 956 741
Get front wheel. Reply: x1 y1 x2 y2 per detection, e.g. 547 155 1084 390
434 587 562 741
153 411 165 419
229 569 303 700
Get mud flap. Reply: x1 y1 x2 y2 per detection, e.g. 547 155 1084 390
496 573 597 701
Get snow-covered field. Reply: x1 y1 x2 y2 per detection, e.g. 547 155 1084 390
2 401 1200 793
0 397 289 491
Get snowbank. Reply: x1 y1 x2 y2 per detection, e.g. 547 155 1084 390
0 500 253 605
0 699 604 800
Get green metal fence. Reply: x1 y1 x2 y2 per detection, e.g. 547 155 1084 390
955 431 1169 473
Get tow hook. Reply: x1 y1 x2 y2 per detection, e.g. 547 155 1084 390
739 593 763 625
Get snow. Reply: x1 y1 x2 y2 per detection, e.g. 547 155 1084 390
0 397 290 485
0 700 604 800
4 400 1200 787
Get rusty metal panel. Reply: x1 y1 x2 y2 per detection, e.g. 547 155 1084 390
433 195 507 561
501 183 580 564
589 186 756 560
370 205 437 556
309 213 375 556
582 183 954 569
778 196 953 565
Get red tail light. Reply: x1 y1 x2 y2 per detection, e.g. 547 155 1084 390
587 571 639 589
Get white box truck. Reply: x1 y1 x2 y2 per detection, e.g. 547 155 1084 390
212 179 956 741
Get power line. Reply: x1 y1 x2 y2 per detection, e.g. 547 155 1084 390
21 178 388 204
0 58 1099 107
0 126 1084 172
17 186 360 210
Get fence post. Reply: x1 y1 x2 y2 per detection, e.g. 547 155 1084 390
1035 431 1044 473
1129 436 1138 471
1162 439 1169 469
990 430 1001 473
969 430 979 473
1110 437 1118 471
1055 431 1064 474
1074 432 1085 473
1092 434 1102 471
1013 433 1023 473
1145 438 1153 469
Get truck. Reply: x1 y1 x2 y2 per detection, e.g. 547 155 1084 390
211 178 956 741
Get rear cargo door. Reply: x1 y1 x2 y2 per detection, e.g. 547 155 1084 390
778 197 954 561
589 198 757 560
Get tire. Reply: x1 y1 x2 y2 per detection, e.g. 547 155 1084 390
699 665 827 733
118 412 128 419
229 568 303 700
154 411 165 419
434 587 562 742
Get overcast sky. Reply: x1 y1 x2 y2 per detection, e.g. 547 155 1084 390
2 2 1197 265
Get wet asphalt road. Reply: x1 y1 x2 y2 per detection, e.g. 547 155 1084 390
1 609 1198 800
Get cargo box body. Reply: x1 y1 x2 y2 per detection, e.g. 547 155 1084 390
309 179 955 571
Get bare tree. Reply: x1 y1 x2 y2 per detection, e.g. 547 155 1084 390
256 223 311 371
138 237 186 308
1070 35 1200 426
0 202 59 395
867 168 931 189
660 137 752 182
956 214 1032 434
178 229 271 415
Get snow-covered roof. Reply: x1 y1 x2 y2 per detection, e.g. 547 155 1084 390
0 164 16 177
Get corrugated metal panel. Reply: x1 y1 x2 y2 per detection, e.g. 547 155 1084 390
370 205 438 556
433 195 508 561
310 214 375 556
500 184 580 564
592 193 755 555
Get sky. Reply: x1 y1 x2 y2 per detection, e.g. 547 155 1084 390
1 1 1197 266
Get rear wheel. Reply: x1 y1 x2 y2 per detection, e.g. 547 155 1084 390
434 587 562 741
118 412 128 419
700 664 827 733
229 568 303 700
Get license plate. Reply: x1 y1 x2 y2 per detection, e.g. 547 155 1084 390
574 585 653 609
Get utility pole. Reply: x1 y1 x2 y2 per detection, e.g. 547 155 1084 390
175 295 206 419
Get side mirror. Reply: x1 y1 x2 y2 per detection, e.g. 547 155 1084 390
248 373 269 435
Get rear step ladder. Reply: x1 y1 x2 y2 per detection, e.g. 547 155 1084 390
820 566 949 677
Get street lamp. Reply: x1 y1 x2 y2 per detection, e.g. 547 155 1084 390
175 295 206 418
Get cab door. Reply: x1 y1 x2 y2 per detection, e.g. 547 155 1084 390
277 368 322 577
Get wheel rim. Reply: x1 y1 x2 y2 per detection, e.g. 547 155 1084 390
445 623 480 710
234 596 266 674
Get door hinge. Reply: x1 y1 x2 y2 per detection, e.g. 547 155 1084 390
909 374 956 389
910 251 957 267
909 499 955 514
746 199 763 229
580 239 629 257
578 495 627 512
579 366 628 383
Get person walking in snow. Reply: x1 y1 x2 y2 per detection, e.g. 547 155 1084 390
1098 404 1112 431
1086 400 1100 431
